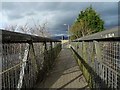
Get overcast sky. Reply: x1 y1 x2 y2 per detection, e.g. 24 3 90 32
1 2 118 37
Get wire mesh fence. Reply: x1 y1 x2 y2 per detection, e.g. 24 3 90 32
1 30 61 89
71 28 120 89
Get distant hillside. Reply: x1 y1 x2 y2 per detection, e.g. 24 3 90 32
50 36 68 40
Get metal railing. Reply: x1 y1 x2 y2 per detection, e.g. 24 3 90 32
0 30 61 89
70 27 120 89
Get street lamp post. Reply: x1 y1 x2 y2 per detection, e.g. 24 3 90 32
64 24 70 43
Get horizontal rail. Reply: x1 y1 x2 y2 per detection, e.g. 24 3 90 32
70 27 120 89
71 41 120 89
1 42 62 89
1 30 62 89
73 27 120 42
1 29 61 43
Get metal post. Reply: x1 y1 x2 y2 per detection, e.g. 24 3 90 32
50 42 53 66
0 31 2 90
17 43 29 89
64 24 70 47
29 42 38 74
67 25 70 44
94 41 102 77
43 42 49 71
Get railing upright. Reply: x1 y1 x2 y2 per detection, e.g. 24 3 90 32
1 29 61 89
70 27 120 89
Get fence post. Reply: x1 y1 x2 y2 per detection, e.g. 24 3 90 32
82 41 87 62
50 42 53 62
94 40 104 88
29 41 38 74
17 43 29 89
94 41 102 77
43 42 49 72
82 41 89 81
0 31 1 90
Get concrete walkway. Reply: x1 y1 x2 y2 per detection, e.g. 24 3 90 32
36 48 88 89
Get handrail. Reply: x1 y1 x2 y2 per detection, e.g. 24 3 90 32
70 27 120 89
73 27 119 41
1 30 62 89
1 29 60 43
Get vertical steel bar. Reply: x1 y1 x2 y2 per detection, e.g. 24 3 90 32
17 43 29 89
0 52 1 88
29 42 38 73
94 41 102 77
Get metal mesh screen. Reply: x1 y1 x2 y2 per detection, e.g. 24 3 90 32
1 42 61 89
2 43 26 89
71 41 120 89
100 41 120 88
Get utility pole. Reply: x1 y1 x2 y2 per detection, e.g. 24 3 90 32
63 24 70 43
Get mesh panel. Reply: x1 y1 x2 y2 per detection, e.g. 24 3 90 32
71 41 120 88
2 42 61 89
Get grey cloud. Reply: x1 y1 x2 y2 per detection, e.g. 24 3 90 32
9 14 23 20
48 2 118 35
104 15 118 29
47 10 77 35
6 12 24 20
2 2 119 36
2 3 16 10
26 11 36 16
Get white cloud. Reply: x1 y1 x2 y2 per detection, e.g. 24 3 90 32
54 33 68 36
0 11 9 28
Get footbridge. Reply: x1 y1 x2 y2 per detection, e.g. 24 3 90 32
0 27 120 89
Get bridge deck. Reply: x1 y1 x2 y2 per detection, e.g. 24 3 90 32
36 48 88 89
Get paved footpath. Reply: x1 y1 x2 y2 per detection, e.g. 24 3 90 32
36 48 89 89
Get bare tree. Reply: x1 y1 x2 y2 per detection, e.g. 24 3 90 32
4 18 51 37
30 18 51 37
5 24 18 32
19 23 30 34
